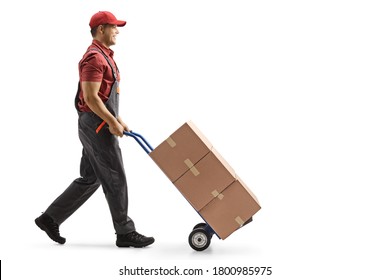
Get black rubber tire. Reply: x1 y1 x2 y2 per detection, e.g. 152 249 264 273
193 222 207 230
189 228 211 251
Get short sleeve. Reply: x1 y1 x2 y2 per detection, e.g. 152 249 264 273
80 53 105 82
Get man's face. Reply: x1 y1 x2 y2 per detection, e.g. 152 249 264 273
101 24 119 47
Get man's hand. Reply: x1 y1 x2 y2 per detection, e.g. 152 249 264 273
108 120 125 137
117 116 130 132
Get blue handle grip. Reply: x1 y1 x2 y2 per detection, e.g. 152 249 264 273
124 131 154 154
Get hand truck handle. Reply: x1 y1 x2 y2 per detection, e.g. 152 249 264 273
124 131 154 154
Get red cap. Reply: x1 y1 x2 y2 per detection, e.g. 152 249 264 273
89 11 126 29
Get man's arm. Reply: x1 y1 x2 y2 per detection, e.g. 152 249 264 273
81 81 125 137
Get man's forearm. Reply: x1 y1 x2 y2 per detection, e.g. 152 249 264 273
81 81 124 136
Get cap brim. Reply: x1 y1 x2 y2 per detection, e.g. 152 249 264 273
115 20 126 27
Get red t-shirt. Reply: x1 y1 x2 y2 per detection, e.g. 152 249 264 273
77 40 121 112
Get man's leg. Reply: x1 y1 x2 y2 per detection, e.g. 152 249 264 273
45 149 101 224
80 127 154 247
36 149 100 243
82 128 135 234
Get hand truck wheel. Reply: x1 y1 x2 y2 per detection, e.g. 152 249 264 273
189 228 211 251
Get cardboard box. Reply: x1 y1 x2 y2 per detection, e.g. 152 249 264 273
150 121 261 240
149 121 212 182
174 148 236 211
199 178 261 240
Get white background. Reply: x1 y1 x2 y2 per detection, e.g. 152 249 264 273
1 0 389 279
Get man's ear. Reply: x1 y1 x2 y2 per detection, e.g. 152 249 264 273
99 25 105 34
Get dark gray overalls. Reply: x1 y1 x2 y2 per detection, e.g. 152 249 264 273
45 48 135 235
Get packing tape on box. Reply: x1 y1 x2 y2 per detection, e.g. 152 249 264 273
184 159 194 168
211 190 224 200
211 190 219 197
166 137 176 148
235 216 245 226
190 166 200 176
184 159 200 176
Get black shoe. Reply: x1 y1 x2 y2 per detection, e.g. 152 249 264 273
116 231 155 248
35 213 66 244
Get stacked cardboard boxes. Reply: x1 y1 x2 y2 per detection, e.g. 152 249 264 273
150 121 261 239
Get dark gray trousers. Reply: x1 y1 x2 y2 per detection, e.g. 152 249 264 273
45 112 135 234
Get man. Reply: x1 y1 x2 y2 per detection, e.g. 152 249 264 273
35 11 154 248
